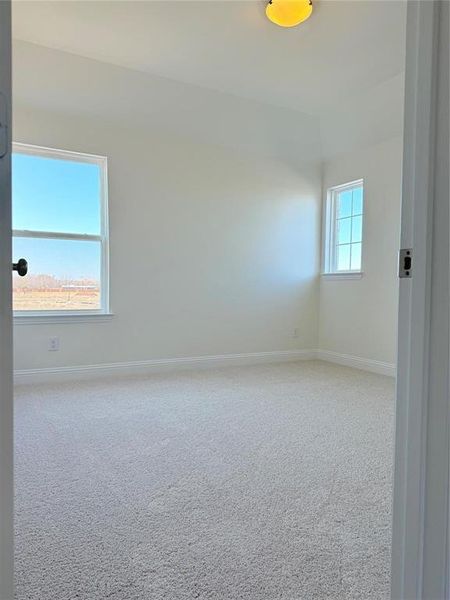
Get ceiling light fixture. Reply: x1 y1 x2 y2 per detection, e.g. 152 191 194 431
266 0 313 28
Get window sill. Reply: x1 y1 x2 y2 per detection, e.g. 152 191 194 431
13 312 115 325
321 271 363 280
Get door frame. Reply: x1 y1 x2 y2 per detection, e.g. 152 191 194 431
391 1 449 598
0 0 13 598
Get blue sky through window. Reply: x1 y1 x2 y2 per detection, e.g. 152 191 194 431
12 152 102 281
13 237 101 281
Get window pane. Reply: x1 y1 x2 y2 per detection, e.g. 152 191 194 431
12 153 101 235
337 217 351 244
352 186 363 215
337 190 352 218
351 215 363 243
13 237 101 311
350 243 362 271
337 244 351 271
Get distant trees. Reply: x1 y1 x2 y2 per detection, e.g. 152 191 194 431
13 274 99 290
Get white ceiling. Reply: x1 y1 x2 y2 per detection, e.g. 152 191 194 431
12 0 406 117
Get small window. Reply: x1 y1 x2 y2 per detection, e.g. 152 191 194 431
323 180 364 275
12 143 109 315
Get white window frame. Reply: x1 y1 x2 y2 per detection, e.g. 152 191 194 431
12 142 111 322
322 179 364 279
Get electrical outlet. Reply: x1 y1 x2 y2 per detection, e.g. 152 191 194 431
48 337 60 352
292 328 300 339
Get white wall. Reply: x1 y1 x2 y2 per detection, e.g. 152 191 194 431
320 73 404 161
318 137 403 366
13 106 322 371
12 41 323 168
12 42 404 374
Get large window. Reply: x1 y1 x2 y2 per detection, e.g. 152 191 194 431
323 180 364 275
12 143 109 316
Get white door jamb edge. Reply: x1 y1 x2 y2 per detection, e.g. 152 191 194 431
391 2 449 599
0 1 13 598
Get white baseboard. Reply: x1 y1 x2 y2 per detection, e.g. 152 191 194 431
14 349 315 385
315 349 396 377
14 348 396 385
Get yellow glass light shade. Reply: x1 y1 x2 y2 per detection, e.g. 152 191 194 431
266 0 313 28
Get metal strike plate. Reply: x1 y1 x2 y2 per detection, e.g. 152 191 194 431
399 248 412 278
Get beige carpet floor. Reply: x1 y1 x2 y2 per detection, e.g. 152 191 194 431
14 360 394 599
